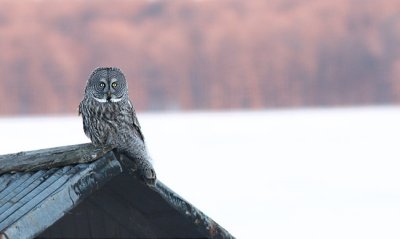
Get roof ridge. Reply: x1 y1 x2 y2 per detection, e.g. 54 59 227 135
0 144 114 175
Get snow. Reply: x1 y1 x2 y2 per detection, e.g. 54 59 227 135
1 106 400 238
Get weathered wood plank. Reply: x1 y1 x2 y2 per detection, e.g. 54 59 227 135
0 143 113 175
1 153 123 239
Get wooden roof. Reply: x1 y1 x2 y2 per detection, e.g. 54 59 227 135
0 144 234 239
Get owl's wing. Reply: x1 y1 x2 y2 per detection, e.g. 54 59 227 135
128 100 145 142
78 101 90 137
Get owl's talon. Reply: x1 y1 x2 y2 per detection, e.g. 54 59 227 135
141 168 157 186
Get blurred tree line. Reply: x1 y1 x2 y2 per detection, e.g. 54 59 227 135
0 0 399 114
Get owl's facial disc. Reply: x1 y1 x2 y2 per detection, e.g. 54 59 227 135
88 67 127 103
93 78 124 103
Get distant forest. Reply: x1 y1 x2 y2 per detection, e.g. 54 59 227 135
0 0 400 115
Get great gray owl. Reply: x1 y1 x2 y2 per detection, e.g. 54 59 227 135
79 67 156 185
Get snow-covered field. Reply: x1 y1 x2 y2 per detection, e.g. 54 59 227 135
1 106 400 239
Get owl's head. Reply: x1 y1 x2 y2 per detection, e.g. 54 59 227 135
85 67 128 103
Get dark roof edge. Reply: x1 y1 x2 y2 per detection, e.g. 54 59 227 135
0 152 122 239
0 143 113 175
155 182 235 239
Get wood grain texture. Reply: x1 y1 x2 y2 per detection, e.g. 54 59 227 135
0 143 113 175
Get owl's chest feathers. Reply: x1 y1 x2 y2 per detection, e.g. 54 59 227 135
84 101 132 146
95 104 125 122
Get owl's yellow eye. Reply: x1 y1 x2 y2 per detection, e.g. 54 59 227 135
112 82 117 88
99 82 105 88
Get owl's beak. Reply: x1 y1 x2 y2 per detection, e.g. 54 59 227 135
106 92 112 102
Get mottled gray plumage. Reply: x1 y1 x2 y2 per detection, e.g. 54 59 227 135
79 67 156 185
